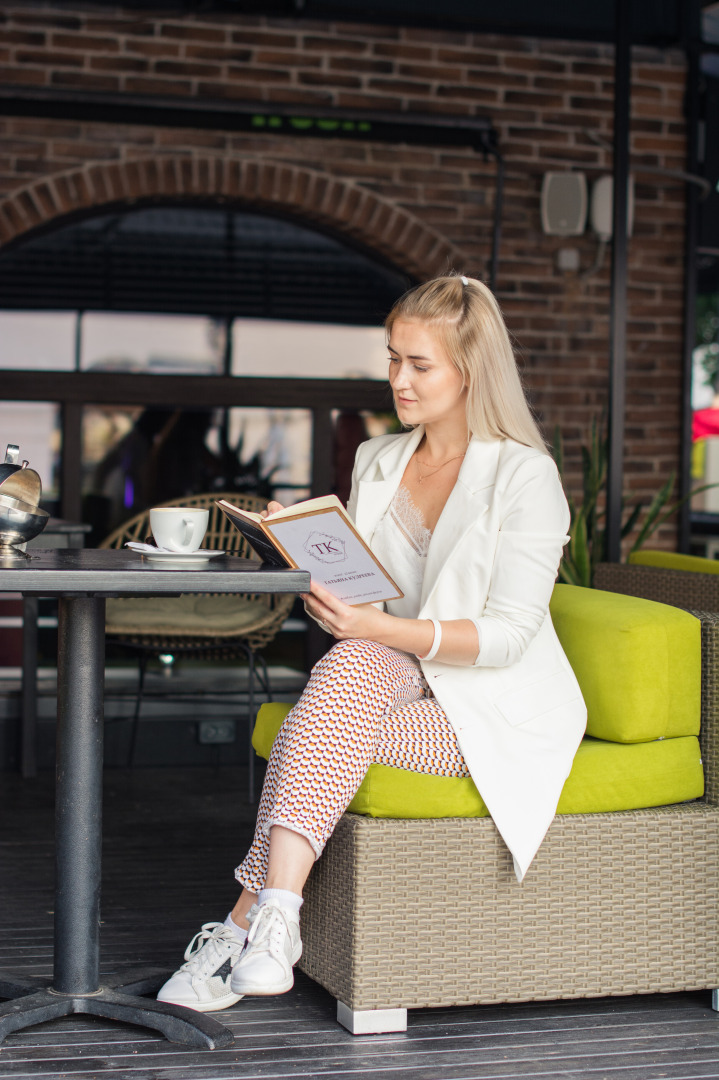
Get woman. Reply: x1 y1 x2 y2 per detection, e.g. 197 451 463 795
157 274 587 1013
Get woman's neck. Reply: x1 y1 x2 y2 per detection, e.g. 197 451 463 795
419 423 470 464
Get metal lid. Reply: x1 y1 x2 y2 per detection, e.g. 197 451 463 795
0 467 42 507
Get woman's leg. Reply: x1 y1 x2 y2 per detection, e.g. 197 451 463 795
234 637 427 896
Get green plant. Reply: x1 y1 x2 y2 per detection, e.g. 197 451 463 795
551 420 716 587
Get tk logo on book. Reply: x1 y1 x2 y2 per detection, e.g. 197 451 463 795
303 531 347 564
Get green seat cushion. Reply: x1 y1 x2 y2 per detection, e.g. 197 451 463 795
549 584 700 743
628 549 719 575
253 703 704 818
106 594 276 637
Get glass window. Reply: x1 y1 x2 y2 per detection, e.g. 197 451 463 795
0 311 76 370
223 408 312 506
0 402 61 504
80 405 312 542
231 319 388 380
80 313 226 374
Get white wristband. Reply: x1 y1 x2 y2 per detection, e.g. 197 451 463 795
421 618 442 661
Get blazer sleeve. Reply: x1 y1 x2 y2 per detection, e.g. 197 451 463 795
473 454 570 668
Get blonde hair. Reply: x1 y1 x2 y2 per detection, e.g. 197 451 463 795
385 274 547 454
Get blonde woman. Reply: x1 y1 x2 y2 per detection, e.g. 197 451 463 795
158 274 586 1012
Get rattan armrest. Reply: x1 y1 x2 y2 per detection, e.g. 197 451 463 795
691 610 719 807
594 561 719 610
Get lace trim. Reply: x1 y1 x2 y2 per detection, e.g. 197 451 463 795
389 485 432 558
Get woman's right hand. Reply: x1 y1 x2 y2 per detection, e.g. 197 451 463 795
260 500 285 520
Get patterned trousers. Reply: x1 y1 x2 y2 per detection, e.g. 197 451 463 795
235 637 469 893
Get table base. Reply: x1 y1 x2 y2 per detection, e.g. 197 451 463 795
0 969 234 1049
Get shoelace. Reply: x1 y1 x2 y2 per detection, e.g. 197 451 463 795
181 922 236 975
245 902 294 956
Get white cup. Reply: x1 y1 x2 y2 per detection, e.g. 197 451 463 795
150 507 209 553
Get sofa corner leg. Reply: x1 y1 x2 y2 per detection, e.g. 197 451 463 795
336 1000 408 1035
712 989 719 1012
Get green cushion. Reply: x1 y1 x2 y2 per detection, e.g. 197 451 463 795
253 703 704 818
549 584 700 743
629 549 719 575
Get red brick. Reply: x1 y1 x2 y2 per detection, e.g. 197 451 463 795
159 22 226 43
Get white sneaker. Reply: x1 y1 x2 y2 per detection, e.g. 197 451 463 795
230 899 302 996
157 922 246 1012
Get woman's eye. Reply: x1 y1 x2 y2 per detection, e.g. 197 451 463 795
414 365 427 373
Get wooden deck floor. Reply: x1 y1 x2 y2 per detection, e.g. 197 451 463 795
1 765 718 1080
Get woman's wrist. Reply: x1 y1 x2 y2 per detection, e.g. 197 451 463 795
418 618 442 661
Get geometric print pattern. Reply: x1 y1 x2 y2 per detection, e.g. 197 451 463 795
235 637 469 893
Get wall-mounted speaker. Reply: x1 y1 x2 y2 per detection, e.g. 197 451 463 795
590 174 635 242
540 172 588 236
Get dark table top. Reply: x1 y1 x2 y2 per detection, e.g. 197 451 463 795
0 548 310 597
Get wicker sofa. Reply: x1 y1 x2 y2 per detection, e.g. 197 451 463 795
257 573 719 1034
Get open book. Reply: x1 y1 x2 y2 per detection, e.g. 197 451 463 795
216 495 403 606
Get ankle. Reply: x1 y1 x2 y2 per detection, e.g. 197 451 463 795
257 887 303 914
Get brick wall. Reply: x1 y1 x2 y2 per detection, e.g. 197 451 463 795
0 3 688 547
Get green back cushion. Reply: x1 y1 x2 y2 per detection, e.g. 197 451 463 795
549 584 700 742
253 702 703 817
628 549 719 576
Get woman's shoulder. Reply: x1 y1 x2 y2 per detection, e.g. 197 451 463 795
355 429 412 465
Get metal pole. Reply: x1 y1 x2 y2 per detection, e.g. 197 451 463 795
606 0 631 562
53 595 105 995
679 2 703 552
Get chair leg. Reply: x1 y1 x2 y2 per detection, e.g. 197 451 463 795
336 1001 407 1035
128 652 149 768
712 989 719 1012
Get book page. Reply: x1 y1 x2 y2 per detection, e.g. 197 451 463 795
264 508 402 605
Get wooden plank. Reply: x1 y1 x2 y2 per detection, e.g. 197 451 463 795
0 766 717 1079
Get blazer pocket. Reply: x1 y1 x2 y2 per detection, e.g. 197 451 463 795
494 669 581 728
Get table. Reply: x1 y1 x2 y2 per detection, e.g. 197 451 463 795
22 517 92 778
0 548 309 1050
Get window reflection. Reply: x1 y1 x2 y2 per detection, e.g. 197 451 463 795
0 312 76 370
81 405 313 542
80 312 226 374
231 319 387 380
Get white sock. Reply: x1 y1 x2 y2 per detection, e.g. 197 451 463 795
223 912 248 944
257 887 303 913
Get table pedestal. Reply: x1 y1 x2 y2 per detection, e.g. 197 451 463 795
0 595 233 1049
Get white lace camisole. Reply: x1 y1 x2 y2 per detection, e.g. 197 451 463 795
370 483 483 658
370 484 432 619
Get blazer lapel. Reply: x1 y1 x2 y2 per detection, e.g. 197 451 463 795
420 439 501 607
354 427 424 541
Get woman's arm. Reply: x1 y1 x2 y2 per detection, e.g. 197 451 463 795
302 582 480 664
472 454 569 667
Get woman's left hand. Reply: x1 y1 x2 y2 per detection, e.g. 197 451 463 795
302 581 389 642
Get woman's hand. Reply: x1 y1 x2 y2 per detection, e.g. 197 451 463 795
302 581 389 642
259 500 285 520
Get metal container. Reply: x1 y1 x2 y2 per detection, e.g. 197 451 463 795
0 445 42 508
0 492 49 557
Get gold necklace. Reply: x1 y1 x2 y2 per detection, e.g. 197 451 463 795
415 452 465 484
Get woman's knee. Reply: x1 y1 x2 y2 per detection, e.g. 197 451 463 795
314 636 395 675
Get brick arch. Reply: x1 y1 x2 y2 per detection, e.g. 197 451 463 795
0 154 465 280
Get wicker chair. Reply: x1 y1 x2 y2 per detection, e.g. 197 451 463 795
594 559 719 611
297 585 719 1034
100 492 295 792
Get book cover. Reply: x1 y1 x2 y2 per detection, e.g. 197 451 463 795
216 497 403 606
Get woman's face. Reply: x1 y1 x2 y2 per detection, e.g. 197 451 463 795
388 318 467 432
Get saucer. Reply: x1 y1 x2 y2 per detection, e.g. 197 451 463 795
140 549 225 567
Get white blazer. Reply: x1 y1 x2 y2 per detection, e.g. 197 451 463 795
346 427 587 881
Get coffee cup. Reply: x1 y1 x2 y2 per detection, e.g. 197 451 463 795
150 507 209 553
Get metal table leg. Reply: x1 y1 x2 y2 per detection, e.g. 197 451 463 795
0 595 233 1050
20 596 38 778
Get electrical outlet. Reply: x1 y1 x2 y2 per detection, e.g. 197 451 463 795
198 720 236 745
